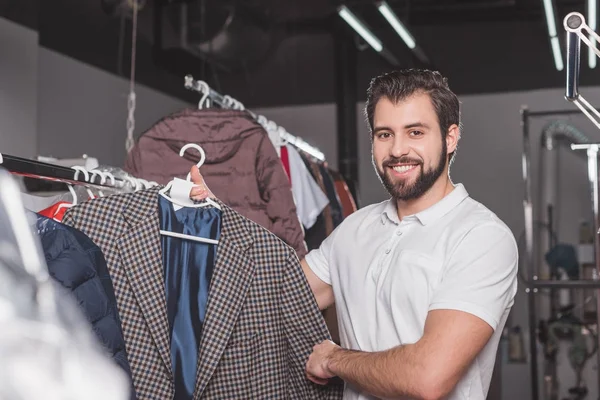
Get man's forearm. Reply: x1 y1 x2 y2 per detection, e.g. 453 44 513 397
327 344 428 399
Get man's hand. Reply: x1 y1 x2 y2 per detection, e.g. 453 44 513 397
306 340 340 385
189 165 215 200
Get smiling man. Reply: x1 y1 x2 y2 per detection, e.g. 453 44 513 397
301 69 518 400
188 69 518 400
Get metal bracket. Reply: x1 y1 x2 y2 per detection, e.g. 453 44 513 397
564 12 600 129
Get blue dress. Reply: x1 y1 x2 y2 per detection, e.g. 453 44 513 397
157 196 222 400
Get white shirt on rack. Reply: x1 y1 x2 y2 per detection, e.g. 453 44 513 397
286 144 329 229
305 184 518 400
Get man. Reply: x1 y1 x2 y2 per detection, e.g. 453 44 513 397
189 69 518 400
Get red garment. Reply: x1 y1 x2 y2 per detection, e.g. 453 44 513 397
38 201 72 222
280 146 291 183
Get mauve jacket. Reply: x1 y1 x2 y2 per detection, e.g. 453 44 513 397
124 108 308 258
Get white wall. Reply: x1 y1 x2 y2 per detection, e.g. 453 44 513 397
37 49 191 167
0 18 38 158
258 87 600 400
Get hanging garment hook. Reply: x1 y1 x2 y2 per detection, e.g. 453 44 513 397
257 115 268 128
222 95 233 109
90 170 107 197
103 171 116 186
198 80 210 109
277 126 290 145
72 166 96 199
137 178 152 189
90 170 107 185
125 176 142 191
181 143 206 181
71 166 90 182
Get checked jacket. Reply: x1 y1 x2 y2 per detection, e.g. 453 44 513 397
62 187 342 400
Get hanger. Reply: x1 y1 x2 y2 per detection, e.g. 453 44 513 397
52 171 80 219
158 143 221 245
89 170 106 197
197 81 210 109
71 166 96 200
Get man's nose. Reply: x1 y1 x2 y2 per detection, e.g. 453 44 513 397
390 136 410 158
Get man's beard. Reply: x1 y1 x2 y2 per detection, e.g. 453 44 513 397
374 143 447 201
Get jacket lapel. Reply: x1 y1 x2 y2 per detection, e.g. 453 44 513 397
195 201 255 398
117 188 172 375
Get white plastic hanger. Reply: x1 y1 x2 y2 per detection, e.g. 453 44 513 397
52 175 79 220
197 81 210 109
90 170 107 197
158 143 220 245
71 166 96 200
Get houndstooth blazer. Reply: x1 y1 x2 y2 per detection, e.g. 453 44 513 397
62 187 343 400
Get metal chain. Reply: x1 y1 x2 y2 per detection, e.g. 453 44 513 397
125 0 139 153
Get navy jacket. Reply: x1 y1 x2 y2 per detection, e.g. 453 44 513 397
35 215 134 389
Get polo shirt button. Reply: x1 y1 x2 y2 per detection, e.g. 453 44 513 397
396 230 402 236
385 248 391 254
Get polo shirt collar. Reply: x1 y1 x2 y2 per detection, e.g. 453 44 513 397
381 183 469 226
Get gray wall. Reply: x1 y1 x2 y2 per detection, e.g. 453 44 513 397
37 48 190 167
0 18 38 158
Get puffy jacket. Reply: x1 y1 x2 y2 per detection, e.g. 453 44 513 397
35 215 134 389
124 108 308 258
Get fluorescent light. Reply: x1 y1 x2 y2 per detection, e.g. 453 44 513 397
543 0 557 37
377 1 416 49
589 0 597 68
542 0 563 71
551 36 564 70
337 5 383 52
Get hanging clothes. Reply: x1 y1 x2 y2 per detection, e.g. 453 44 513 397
123 108 307 259
62 187 343 400
158 196 221 400
280 145 291 182
285 144 329 230
38 201 71 222
35 214 134 392
329 170 358 218
318 164 344 229
309 162 334 237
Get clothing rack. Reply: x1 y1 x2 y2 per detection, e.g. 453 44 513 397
183 74 326 162
0 153 129 189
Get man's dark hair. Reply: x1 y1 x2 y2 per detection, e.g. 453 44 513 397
364 69 461 164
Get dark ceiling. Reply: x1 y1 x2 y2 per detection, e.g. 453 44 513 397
1 0 598 108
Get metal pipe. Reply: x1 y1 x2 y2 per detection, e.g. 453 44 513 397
531 280 600 288
585 146 600 389
571 143 600 394
521 106 539 400
528 109 600 117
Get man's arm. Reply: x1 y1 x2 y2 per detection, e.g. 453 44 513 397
301 258 335 311
320 309 493 400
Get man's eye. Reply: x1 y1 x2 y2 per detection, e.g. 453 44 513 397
409 130 423 136
378 132 392 139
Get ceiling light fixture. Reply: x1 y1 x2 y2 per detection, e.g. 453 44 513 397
337 5 383 52
542 0 564 71
376 1 415 49
588 0 597 68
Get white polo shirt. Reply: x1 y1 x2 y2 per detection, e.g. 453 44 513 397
305 183 518 400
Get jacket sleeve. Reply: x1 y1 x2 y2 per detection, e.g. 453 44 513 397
255 133 308 259
281 252 344 399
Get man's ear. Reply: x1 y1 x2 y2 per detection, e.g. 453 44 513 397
446 124 460 155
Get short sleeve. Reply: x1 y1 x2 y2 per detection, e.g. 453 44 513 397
429 223 518 331
304 225 339 286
